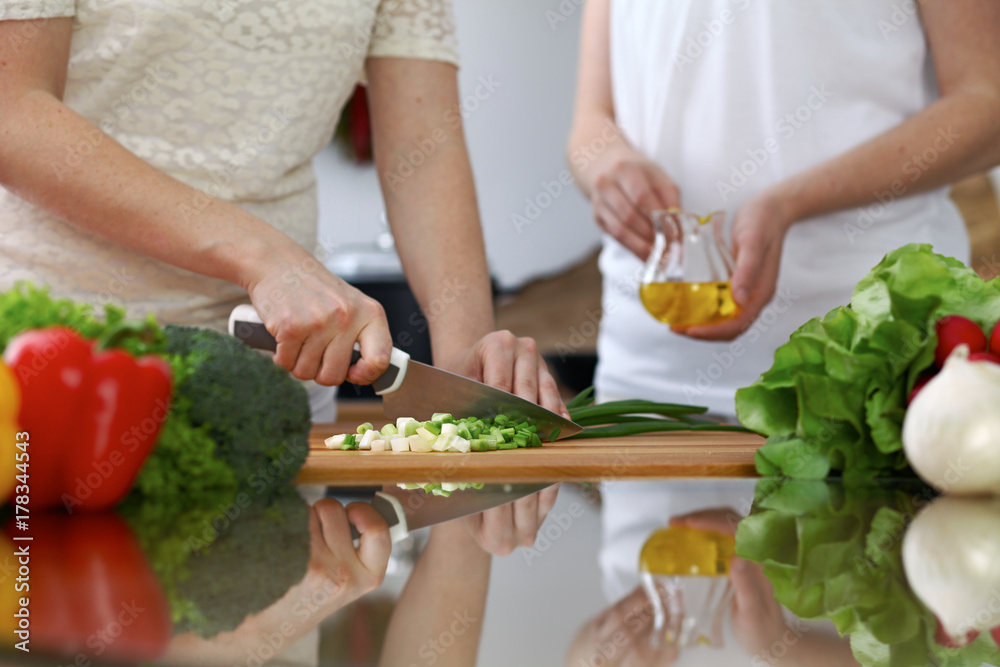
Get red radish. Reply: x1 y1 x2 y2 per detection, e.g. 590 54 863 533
992 626 1000 648
907 374 935 404
935 315 987 368
990 320 1000 357
935 618 979 648
968 351 1000 365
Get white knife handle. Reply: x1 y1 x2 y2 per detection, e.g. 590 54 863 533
228 304 410 395
351 491 409 548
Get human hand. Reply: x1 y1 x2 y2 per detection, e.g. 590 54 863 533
669 509 790 659
434 331 566 557
566 586 678 667
672 192 793 342
305 498 392 607
246 253 392 386
438 330 568 418
459 483 561 556
590 151 681 261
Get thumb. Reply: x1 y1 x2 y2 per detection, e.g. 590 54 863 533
650 172 682 211
345 502 392 573
730 232 765 308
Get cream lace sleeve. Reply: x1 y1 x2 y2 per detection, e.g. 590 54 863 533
0 0 74 20
367 0 460 67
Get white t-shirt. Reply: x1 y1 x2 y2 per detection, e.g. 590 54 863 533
597 0 969 418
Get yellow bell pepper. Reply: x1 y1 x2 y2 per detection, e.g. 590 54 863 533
0 362 19 502
0 364 18 644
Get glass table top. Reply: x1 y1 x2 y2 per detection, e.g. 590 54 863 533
4 477 998 667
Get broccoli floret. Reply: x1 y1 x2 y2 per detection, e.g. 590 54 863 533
171 484 312 638
124 388 239 517
118 486 234 626
163 325 311 502
122 483 311 638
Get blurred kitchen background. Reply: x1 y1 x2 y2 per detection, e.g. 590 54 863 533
310 2 1000 664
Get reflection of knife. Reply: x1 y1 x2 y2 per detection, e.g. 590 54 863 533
349 483 554 543
228 305 582 441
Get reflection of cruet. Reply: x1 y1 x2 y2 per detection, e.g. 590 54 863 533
640 209 739 327
639 526 734 650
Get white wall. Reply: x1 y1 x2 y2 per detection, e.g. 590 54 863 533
314 0 601 290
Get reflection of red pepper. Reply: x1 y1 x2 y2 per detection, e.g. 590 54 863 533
8 513 172 663
2 327 172 511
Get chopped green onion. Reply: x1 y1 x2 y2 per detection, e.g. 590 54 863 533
357 422 373 434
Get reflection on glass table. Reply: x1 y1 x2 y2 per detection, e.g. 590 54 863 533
573 479 1000 667
639 524 735 650
571 501 857 667
7 478 1000 667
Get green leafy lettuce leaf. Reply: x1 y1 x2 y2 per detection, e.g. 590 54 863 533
0 282 165 356
736 479 1000 667
736 244 1000 478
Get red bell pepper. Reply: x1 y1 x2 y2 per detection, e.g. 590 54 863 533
3 512 172 662
2 327 172 511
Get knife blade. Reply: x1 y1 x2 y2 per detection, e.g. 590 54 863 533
349 482 554 543
228 304 583 440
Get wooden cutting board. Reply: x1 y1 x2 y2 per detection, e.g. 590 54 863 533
298 423 765 485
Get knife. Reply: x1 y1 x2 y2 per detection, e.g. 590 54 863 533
228 304 582 440
348 482 554 544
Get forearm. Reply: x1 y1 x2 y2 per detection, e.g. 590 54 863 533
368 59 494 366
567 109 633 199
0 90 309 291
774 90 1000 225
381 130 493 362
566 0 636 202
379 522 490 667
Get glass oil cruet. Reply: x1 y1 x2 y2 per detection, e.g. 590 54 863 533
639 525 735 650
640 209 740 327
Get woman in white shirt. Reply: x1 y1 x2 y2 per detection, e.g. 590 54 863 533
569 0 1000 417
565 0 1000 650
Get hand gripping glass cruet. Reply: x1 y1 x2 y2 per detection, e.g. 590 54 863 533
640 209 740 327
639 525 735 650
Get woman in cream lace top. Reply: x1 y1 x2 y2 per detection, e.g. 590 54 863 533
0 0 564 414
0 3 562 659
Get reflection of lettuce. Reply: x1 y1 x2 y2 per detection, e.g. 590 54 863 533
736 244 1000 479
736 480 1000 667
